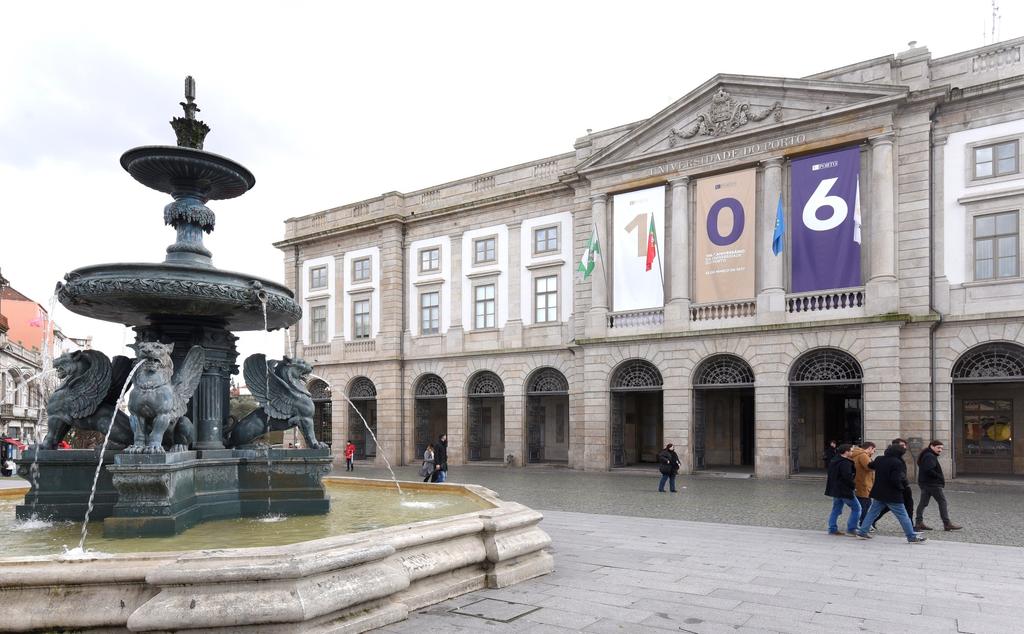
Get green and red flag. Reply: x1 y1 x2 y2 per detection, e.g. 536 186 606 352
645 214 657 272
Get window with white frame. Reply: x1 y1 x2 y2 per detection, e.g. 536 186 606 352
474 284 496 329
533 225 559 255
309 265 328 290
534 275 558 323
310 304 328 344
974 211 1019 280
974 140 1019 180
420 291 440 334
352 257 371 283
474 237 496 265
353 298 371 339
419 247 440 273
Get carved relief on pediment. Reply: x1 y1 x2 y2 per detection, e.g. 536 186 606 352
669 88 782 146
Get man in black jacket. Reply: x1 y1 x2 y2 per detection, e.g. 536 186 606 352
824 443 860 536
855 443 927 543
874 438 914 528
915 440 962 531
431 433 448 483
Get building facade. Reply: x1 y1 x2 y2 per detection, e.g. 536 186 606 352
277 39 1024 479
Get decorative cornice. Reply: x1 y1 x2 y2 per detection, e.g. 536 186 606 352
669 89 782 146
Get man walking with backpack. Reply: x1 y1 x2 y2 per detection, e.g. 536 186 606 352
825 443 860 536
915 440 962 532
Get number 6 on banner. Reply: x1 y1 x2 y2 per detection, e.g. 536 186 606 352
802 177 847 232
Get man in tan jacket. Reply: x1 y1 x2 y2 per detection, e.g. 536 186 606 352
851 441 876 527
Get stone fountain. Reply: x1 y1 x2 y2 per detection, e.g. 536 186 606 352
16 76 332 536
2 79 553 632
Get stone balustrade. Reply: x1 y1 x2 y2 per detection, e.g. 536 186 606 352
786 287 865 314
689 300 757 322
607 308 665 329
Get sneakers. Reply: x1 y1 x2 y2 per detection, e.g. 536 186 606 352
944 523 963 531
914 522 933 531
855 531 872 539
908 535 928 544
828 531 846 536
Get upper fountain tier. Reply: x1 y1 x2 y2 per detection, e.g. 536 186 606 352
57 77 301 332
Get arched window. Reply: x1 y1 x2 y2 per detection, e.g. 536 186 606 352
308 378 331 400
789 348 862 384
952 342 1024 382
610 360 663 391
415 374 447 398
468 371 504 396
526 367 569 395
694 354 754 388
348 376 377 400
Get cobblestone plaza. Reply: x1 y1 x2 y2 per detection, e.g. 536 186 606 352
278 38 1024 481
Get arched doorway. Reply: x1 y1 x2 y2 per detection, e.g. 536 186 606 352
467 371 504 462
525 367 569 464
308 378 332 448
610 360 663 467
952 342 1024 477
348 377 377 460
693 355 755 472
415 374 448 458
789 348 863 474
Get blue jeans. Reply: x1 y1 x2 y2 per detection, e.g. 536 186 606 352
828 496 861 533
859 499 918 540
658 473 677 492
436 469 447 483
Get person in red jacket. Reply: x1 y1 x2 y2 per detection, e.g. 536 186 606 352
344 440 356 472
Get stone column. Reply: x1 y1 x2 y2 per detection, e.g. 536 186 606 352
931 136 950 314
446 233 464 353
867 133 898 314
665 176 691 328
586 194 609 338
504 222 523 346
757 157 786 322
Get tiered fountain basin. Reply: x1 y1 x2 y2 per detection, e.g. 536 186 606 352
0 478 553 632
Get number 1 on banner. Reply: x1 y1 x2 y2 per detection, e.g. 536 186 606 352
624 213 648 256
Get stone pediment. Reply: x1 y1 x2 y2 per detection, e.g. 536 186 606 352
577 75 908 173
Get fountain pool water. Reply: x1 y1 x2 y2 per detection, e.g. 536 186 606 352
1 479 490 556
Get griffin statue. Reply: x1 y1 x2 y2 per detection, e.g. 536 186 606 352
41 350 135 450
126 341 205 453
224 354 326 449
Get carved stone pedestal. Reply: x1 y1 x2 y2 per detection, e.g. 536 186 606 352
15 449 120 521
103 448 332 538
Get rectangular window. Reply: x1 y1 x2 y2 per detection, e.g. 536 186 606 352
352 257 371 282
420 291 440 335
474 237 496 264
310 304 328 344
974 140 1019 179
534 275 558 323
353 299 371 339
474 284 495 329
974 211 1019 280
419 247 440 273
962 399 1013 458
533 225 559 254
309 265 328 290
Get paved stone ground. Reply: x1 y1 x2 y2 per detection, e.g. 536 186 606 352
336 463 1024 547
328 464 1024 632
378 510 1024 634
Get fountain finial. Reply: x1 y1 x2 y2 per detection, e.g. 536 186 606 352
170 75 211 149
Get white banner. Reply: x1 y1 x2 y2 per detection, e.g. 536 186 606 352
612 186 665 311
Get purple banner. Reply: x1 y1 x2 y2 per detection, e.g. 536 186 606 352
790 146 861 292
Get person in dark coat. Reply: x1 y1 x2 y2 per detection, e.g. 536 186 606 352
657 443 681 493
915 440 962 531
873 438 914 527
431 433 448 483
822 440 838 468
824 443 860 536
855 443 926 543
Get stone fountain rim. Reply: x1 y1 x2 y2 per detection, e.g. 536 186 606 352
120 145 256 199
0 477 505 564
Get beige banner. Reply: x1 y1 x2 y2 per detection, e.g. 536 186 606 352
695 168 756 304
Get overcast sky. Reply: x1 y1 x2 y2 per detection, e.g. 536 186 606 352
1 0 1019 371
